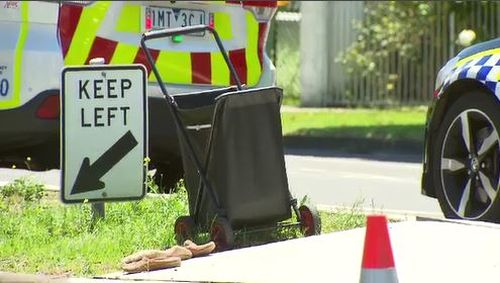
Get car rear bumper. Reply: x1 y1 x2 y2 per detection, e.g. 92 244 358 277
0 90 59 153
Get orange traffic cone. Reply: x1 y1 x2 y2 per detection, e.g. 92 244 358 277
359 215 399 283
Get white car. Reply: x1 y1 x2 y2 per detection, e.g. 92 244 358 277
0 0 277 191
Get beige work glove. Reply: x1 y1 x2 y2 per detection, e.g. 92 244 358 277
121 240 216 273
122 256 181 273
184 240 216 257
122 246 192 273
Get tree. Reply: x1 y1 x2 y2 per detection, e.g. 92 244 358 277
336 2 436 77
334 1 496 105
336 1 493 78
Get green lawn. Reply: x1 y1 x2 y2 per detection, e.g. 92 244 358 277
0 178 366 277
281 106 428 142
0 182 189 276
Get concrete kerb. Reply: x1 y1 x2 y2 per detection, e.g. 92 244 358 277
0 272 183 283
316 204 444 222
283 135 423 156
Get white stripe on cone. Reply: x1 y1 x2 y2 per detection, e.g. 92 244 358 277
360 268 399 283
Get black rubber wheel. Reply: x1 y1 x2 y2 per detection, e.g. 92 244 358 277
174 215 196 245
153 161 183 194
299 204 321 236
210 217 234 252
432 91 500 222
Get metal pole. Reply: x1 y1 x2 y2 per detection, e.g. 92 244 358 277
91 202 105 220
89 57 106 222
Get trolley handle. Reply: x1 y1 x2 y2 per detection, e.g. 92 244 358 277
141 25 243 97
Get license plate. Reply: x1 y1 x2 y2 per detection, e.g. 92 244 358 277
144 6 206 36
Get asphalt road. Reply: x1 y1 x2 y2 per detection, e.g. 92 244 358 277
0 149 443 218
284 149 443 218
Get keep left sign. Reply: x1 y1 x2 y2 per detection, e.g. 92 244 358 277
61 65 148 203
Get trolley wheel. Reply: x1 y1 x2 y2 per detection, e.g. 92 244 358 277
174 215 195 245
299 204 321 236
210 217 234 252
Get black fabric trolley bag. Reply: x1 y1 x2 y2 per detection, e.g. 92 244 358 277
141 25 321 251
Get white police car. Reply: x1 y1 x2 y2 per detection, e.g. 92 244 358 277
0 1 278 191
422 37 500 221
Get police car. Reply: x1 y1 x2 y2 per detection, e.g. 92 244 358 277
0 1 278 191
422 37 500 222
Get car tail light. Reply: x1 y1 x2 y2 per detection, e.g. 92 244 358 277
36 95 60 119
243 1 277 8
225 0 278 7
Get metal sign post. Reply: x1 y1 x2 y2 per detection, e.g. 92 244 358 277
89 58 106 222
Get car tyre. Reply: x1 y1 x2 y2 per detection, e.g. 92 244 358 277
432 91 500 222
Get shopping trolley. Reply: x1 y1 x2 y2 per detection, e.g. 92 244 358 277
141 25 321 251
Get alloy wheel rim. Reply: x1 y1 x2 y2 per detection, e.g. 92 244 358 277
441 109 500 219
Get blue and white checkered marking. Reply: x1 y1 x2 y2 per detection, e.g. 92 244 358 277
441 53 500 97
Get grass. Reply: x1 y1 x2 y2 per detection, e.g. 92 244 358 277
320 210 366 233
0 178 189 276
0 177 369 277
281 106 428 142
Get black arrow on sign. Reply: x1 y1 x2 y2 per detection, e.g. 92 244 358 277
71 130 139 195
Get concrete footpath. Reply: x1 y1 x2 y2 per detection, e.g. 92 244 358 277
96 219 500 283
1 218 499 282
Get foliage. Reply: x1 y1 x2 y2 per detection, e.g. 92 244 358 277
0 176 368 277
336 1 494 78
276 37 301 106
0 177 46 203
321 210 366 233
332 1 498 106
0 185 189 276
269 10 301 105
336 2 436 77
